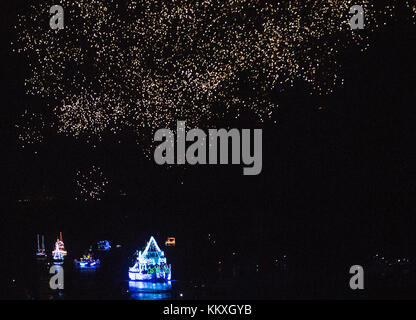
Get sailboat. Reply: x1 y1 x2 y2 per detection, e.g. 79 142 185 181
52 232 67 257
129 236 172 282
35 234 47 260
52 241 64 264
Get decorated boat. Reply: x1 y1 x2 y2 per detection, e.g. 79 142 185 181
129 236 172 282
52 232 67 257
165 237 176 247
97 240 111 251
52 241 64 264
74 252 100 269
35 234 47 260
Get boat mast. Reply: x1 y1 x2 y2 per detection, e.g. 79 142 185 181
53 242 62 260
42 235 45 250
37 234 40 251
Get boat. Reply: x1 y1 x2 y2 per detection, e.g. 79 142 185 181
52 241 64 264
97 240 111 251
165 237 176 247
129 236 172 282
52 232 67 257
35 234 47 260
74 252 100 269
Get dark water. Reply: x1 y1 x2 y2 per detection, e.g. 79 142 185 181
3 204 416 299
25 251 177 300
8 246 265 300
8 253 416 300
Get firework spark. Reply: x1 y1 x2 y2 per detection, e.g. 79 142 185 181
14 0 413 144
15 110 46 147
75 166 109 201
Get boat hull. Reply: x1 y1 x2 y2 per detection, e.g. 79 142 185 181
74 260 100 269
36 253 47 260
128 270 171 282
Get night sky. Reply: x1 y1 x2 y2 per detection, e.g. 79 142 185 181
1 0 416 298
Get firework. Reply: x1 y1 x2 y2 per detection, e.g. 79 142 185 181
14 0 413 144
15 110 46 148
75 166 109 201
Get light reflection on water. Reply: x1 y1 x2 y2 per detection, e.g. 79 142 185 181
128 281 172 300
32 259 177 300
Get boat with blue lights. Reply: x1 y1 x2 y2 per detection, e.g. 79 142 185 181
97 240 111 251
129 236 172 282
74 253 100 269
52 241 64 264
